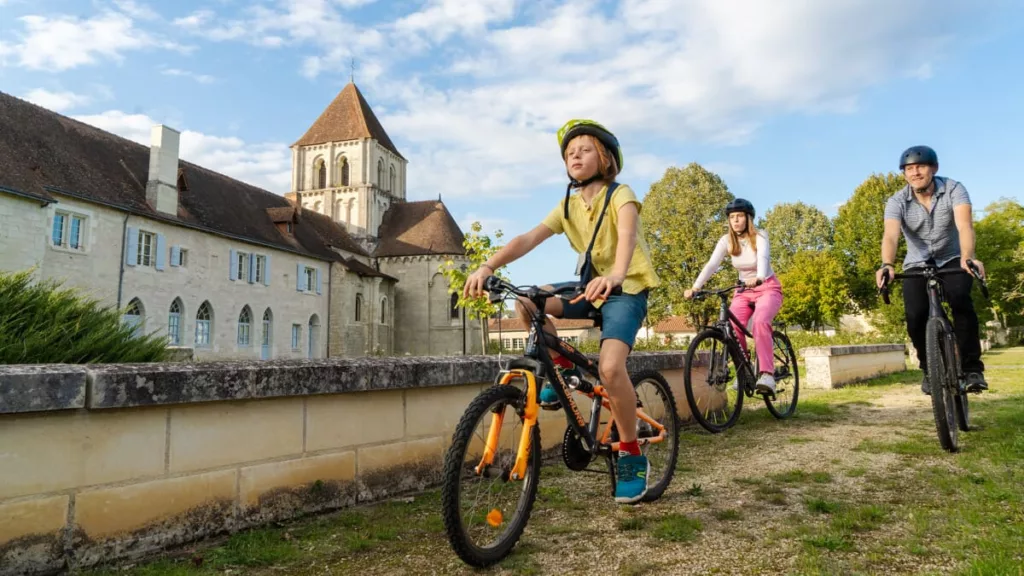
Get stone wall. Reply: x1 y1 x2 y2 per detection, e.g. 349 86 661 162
0 352 688 575
0 194 48 274
800 344 907 389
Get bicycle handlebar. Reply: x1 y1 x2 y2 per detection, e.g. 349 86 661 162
483 275 622 305
878 260 989 304
690 278 762 301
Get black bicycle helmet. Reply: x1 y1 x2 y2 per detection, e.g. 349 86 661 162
725 198 755 218
899 145 938 169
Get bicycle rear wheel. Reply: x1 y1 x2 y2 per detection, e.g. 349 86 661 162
441 384 541 567
762 330 799 419
629 370 680 502
683 329 744 433
925 318 958 452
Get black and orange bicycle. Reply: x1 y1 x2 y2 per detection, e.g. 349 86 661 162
440 276 680 567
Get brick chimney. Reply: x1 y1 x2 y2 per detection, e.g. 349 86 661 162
146 124 181 216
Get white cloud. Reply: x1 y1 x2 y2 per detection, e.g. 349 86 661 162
161 67 217 84
23 88 92 112
73 110 293 194
394 0 517 44
0 10 189 71
113 0 160 20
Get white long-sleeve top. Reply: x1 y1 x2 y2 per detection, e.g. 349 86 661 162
692 232 775 290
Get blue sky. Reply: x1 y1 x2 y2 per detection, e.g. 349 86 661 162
2 0 1023 288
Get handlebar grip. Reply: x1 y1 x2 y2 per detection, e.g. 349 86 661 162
882 289 890 305
483 275 502 291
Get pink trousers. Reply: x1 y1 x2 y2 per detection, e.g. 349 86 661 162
729 275 783 374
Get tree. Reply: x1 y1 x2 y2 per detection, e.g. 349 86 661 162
438 222 508 353
641 163 735 328
757 201 833 275
973 198 1024 327
775 251 850 332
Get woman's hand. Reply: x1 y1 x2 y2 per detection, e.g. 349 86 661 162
684 289 694 300
744 278 760 288
463 266 493 298
585 274 625 302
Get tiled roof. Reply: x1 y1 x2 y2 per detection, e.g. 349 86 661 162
343 256 397 281
373 200 466 258
653 315 696 333
292 83 405 160
0 90 368 261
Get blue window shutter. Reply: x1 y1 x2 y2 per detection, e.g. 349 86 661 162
170 245 180 267
248 253 256 283
229 249 237 281
297 263 304 291
315 267 322 294
155 234 167 271
125 227 138 267
264 254 271 286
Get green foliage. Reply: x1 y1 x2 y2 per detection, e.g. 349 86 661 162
437 222 508 321
757 202 833 275
641 163 735 328
0 269 170 364
785 330 898 351
973 198 1024 327
776 251 851 332
832 172 908 337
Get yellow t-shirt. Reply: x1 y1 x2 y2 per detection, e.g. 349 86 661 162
541 183 660 297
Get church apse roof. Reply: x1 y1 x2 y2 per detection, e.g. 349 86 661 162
292 82 405 160
373 200 466 258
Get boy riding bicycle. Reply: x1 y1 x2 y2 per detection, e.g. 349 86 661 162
463 119 660 504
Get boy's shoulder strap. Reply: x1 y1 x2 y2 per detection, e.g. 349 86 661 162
586 181 619 253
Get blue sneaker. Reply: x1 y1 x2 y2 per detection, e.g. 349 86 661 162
614 453 650 504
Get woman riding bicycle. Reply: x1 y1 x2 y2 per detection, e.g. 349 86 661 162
463 119 660 504
684 198 784 394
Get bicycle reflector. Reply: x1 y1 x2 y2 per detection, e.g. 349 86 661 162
487 508 503 527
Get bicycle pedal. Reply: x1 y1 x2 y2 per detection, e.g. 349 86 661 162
539 402 562 411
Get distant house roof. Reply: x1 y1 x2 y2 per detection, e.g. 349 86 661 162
292 82 405 160
488 317 597 332
374 200 466 258
653 316 696 333
0 90 370 263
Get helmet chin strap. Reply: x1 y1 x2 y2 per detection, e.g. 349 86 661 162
563 173 602 219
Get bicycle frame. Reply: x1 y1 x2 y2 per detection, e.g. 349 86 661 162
694 284 759 388
475 278 668 481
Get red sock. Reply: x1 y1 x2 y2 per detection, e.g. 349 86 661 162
619 440 641 456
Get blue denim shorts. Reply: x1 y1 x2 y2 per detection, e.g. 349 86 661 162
549 281 649 349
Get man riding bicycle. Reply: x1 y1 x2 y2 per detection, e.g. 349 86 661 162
875 145 988 395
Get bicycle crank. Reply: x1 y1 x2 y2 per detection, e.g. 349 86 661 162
562 427 592 471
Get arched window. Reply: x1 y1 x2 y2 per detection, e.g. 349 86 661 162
168 298 183 345
237 305 252 346
389 165 396 192
450 292 460 320
313 200 322 213
338 156 349 186
123 298 144 337
377 158 384 187
261 308 273 359
315 158 326 189
195 301 212 346
308 314 320 359
380 297 388 325
355 294 363 322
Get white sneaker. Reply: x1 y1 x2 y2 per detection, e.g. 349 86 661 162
729 377 739 391
755 373 776 394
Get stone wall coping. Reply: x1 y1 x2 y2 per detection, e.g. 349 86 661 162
0 351 689 414
800 343 905 358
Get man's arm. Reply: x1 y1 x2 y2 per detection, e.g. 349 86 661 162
876 218 902 288
953 203 984 276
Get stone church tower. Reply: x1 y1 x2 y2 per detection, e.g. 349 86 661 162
287 83 483 356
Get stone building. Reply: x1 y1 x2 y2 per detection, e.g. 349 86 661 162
0 83 481 361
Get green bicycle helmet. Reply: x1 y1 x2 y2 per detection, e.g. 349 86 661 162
557 119 624 218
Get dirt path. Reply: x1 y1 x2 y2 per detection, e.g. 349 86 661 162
92 353 1024 576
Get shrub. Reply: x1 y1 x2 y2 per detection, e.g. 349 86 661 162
0 270 170 364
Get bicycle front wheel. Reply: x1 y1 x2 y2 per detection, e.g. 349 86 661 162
926 318 958 452
441 384 542 567
683 329 744 433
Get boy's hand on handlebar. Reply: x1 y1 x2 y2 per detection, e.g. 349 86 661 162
463 266 491 298
584 274 624 302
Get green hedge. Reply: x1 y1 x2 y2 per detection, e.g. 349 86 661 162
0 270 170 364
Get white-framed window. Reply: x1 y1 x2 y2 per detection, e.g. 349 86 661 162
255 255 267 284
237 305 252 346
236 251 249 281
291 323 301 350
305 267 315 291
512 338 525 349
195 301 212 347
136 230 155 266
296 264 321 294
171 247 188 267
168 298 183 345
51 211 86 250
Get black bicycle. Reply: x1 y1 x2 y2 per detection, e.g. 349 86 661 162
879 260 989 453
440 276 680 567
682 281 799 433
